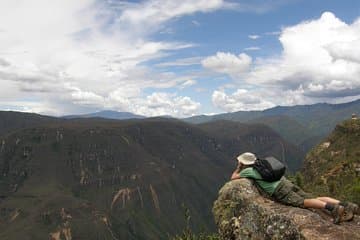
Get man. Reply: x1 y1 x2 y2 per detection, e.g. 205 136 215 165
230 152 358 224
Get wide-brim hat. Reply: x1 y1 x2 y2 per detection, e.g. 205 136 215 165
237 152 256 165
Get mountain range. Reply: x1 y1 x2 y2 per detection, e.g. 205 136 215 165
0 99 359 239
0 113 302 239
63 110 145 120
58 99 360 153
184 99 360 152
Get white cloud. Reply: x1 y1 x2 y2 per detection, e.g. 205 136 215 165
118 0 227 35
247 12 360 99
202 52 252 78
136 92 201 117
57 85 201 117
212 89 274 112
0 100 60 115
207 12 360 112
155 57 203 67
180 79 197 88
248 35 260 40
326 39 360 63
0 0 227 117
66 84 105 106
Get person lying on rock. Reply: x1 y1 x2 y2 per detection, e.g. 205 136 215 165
230 152 359 224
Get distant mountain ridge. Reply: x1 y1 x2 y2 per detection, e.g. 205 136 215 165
184 99 360 152
63 110 145 120
0 111 58 136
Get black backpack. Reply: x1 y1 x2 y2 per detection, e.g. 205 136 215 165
253 156 286 182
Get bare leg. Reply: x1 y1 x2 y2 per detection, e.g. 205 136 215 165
316 197 340 205
303 198 326 209
304 198 345 224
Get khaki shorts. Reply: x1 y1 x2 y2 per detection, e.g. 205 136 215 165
272 178 313 208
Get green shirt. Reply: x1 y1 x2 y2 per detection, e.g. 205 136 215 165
239 167 280 195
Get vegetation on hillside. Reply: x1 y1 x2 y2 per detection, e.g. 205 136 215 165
0 116 301 239
170 205 219 240
302 118 360 204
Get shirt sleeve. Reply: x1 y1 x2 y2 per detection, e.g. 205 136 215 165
239 168 253 178
239 167 262 179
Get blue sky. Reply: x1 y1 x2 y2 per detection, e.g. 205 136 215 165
0 0 360 117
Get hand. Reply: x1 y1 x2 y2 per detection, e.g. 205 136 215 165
235 163 241 172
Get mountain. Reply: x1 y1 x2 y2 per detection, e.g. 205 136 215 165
184 99 360 152
261 99 360 137
197 120 305 172
63 110 145 120
0 115 303 239
301 118 360 204
0 111 58 136
246 115 313 146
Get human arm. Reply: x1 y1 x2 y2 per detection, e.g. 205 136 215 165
230 164 241 180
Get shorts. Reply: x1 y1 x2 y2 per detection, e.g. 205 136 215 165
272 178 313 208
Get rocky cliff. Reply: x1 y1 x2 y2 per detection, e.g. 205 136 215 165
213 179 360 240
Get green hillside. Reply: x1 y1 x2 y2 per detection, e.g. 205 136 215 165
198 120 305 171
0 117 303 239
301 118 360 204
246 115 314 146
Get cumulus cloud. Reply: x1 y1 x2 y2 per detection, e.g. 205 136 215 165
125 92 201 117
207 12 360 112
212 89 274 112
326 40 360 63
202 52 252 78
145 93 200 116
66 85 105 106
0 0 226 116
47 85 201 117
248 12 360 98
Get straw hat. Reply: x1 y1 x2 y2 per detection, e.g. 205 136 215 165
237 152 256 165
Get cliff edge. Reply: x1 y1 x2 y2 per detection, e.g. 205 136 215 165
213 179 360 240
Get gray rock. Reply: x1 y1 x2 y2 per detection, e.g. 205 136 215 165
213 179 360 240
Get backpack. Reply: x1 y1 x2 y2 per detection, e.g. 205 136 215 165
253 156 286 182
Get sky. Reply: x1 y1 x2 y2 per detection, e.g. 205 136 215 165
1 0 360 117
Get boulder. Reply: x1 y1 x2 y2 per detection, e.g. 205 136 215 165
213 179 360 240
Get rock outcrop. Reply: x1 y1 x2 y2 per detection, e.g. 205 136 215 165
213 179 360 240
